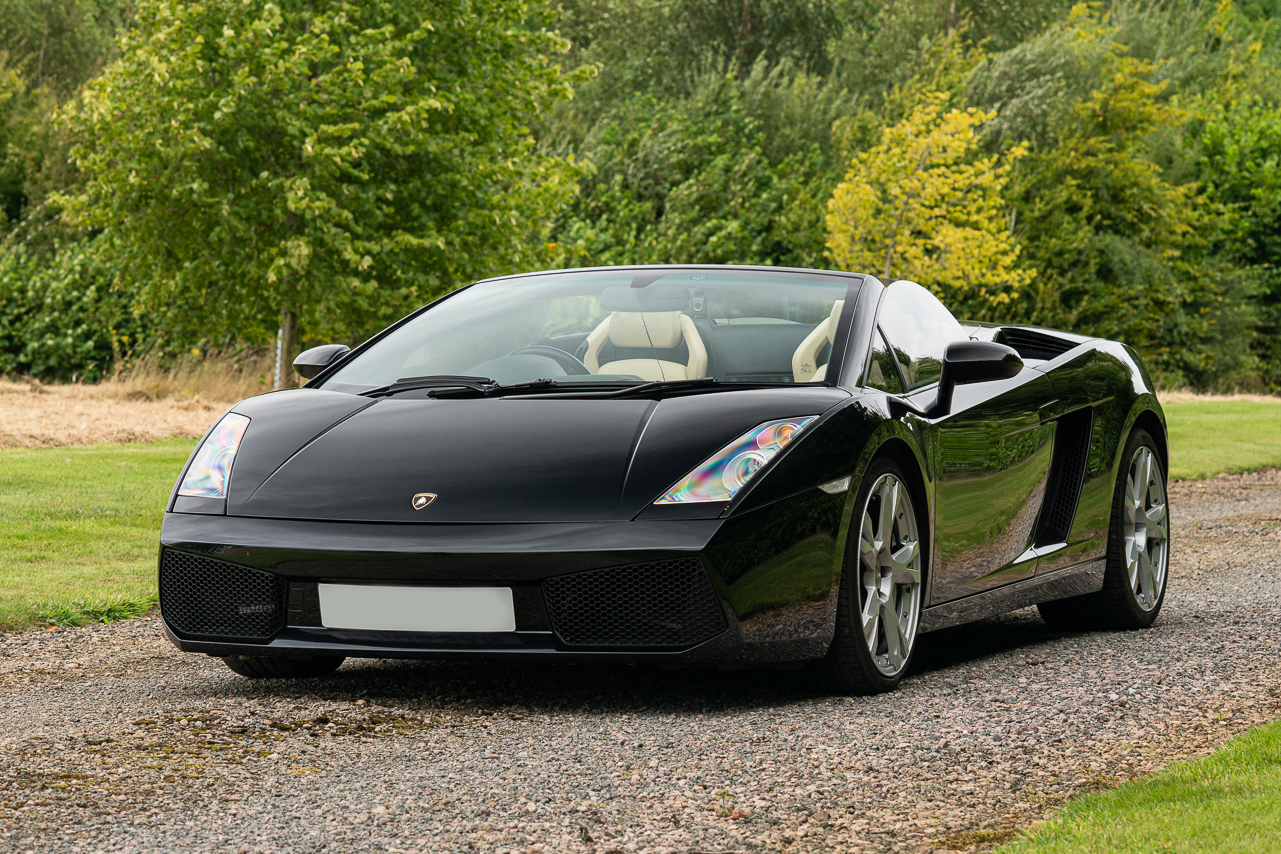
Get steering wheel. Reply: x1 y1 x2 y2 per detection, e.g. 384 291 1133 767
509 345 592 377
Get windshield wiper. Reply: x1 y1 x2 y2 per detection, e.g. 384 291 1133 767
361 375 498 398
601 377 721 397
364 375 784 400
495 377 796 399
499 377 733 399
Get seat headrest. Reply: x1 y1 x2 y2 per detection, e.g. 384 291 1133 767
608 311 684 349
827 300 845 342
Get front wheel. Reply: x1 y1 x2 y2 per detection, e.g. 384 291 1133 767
1038 427 1169 630
221 655 346 679
819 458 925 695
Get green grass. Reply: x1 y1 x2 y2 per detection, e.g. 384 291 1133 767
0 439 194 631
999 720 1281 853
1164 399 1281 480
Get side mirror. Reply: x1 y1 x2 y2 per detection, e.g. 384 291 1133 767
932 340 1023 416
293 344 351 379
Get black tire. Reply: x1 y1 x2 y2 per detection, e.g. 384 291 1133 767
1037 427 1169 630
221 655 346 679
819 456 926 695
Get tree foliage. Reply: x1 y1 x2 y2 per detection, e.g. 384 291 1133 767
827 95 1032 317
983 8 1256 387
0 239 141 381
5 0 1281 391
60 0 587 350
549 62 842 270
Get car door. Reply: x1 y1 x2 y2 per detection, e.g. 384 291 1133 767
876 282 1054 604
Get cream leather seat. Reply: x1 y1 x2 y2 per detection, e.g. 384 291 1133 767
583 311 708 382
792 300 845 382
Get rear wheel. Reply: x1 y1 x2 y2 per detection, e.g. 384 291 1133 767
221 655 346 679
820 458 925 695
1038 427 1169 630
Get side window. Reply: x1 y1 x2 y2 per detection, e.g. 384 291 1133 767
864 329 904 394
877 282 964 391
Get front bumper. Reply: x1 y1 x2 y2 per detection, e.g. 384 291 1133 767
159 487 847 665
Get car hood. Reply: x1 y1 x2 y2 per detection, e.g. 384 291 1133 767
224 387 849 523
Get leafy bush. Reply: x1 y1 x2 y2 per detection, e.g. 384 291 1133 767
0 240 145 381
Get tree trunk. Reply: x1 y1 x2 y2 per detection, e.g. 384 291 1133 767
273 309 298 389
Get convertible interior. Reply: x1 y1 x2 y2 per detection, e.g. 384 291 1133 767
468 299 848 386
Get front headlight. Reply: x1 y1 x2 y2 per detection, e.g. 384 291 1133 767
655 417 817 504
177 413 251 499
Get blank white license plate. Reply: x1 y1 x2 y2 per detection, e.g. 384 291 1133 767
317 584 516 633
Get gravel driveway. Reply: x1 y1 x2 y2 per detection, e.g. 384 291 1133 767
4 471 1281 854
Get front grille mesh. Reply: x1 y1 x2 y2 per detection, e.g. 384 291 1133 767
160 549 286 640
543 557 727 648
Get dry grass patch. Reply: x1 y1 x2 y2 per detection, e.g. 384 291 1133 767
1160 390 1281 404
0 350 282 449
0 381 222 449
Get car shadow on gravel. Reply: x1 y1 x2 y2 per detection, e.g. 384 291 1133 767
197 611 1084 713
910 607 1072 675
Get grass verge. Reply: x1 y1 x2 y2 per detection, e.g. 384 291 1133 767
998 720 1281 853
0 438 194 631
1164 398 1281 480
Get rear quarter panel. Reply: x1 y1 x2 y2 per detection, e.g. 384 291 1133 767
1036 340 1166 574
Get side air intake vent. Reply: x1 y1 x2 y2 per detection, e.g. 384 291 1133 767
543 557 727 648
997 328 1078 361
160 549 287 640
1035 408 1094 547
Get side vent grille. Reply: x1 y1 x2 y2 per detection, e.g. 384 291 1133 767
160 549 286 641
997 328 1078 361
1035 408 1094 547
543 557 727 648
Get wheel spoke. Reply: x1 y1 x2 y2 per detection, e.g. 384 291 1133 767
881 601 903 666
859 528 878 571
861 594 879 649
1138 551 1157 601
1125 473 1140 516
1136 449 1153 499
1145 503 1168 540
877 479 898 543
889 541 920 585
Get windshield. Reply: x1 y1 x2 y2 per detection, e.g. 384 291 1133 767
322 268 859 393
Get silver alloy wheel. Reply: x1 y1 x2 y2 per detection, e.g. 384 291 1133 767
1123 446 1169 611
858 474 923 677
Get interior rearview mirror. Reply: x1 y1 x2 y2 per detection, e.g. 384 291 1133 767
293 344 351 379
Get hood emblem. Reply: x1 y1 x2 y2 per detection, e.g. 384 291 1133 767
411 493 437 510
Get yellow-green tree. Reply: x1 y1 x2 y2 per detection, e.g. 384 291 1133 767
826 93 1032 315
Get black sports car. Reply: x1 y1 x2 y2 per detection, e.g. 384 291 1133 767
159 265 1170 694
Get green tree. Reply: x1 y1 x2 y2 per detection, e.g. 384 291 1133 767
1194 93 1281 389
549 62 843 270
60 0 587 361
0 0 130 236
987 8 1257 388
826 93 1033 317
0 0 129 96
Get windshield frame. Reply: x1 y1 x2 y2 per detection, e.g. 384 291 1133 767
306 265 867 392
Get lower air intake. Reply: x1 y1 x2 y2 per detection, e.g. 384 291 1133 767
543 557 727 648
160 549 286 640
